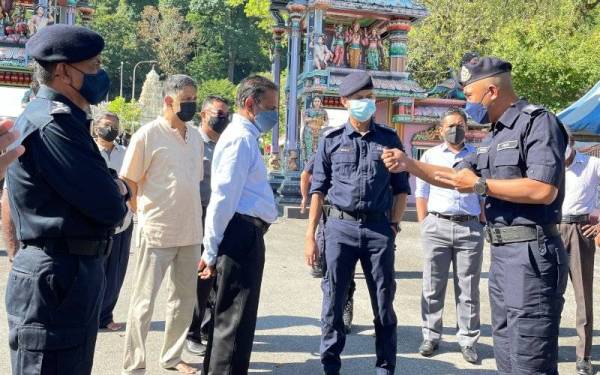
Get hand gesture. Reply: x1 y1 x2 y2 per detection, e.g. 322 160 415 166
304 235 319 267
434 168 478 193
198 258 216 280
381 148 409 173
0 119 25 178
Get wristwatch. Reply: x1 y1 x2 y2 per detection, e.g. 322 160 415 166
474 177 488 196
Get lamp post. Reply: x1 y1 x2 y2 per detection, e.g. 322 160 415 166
119 61 124 98
131 60 157 100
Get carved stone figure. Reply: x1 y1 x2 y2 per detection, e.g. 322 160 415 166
302 96 329 160
312 34 333 70
268 153 281 171
345 20 363 69
363 28 383 70
331 24 345 67
28 6 53 36
287 150 299 172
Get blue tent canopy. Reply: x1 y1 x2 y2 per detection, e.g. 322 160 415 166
558 80 600 135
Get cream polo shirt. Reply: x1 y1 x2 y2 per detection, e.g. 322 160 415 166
120 116 204 248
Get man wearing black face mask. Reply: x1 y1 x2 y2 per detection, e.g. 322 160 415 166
383 57 569 375
120 74 204 375
415 108 485 363
5 25 130 375
186 95 229 356
93 112 134 332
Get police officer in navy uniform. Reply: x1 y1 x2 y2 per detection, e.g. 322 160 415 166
305 71 410 375
5 25 129 375
384 56 568 374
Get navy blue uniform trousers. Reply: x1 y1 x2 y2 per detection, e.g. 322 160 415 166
321 218 396 375
100 224 133 328
6 246 105 375
489 233 568 374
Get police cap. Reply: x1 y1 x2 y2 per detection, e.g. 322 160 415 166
460 56 512 87
339 71 374 97
26 24 105 63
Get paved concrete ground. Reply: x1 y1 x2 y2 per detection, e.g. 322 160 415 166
1 219 599 374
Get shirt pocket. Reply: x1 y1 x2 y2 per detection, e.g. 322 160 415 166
369 150 387 177
476 152 490 178
493 149 522 179
332 152 355 177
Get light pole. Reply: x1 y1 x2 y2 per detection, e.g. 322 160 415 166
119 61 124 98
131 60 157 100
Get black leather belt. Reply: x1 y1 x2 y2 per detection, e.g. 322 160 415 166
326 206 388 223
484 225 559 245
430 212 478 223
22 238 113 257
234 213 270 234
561 214 590 224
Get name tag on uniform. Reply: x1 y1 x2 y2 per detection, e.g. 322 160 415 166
477 146 489 154
497 140 519 151
339 147 353 153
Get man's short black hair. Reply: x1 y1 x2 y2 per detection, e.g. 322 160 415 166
33 61 56 85
236 75 278 109
441 107 468 124
163 74 197 98
202 95 229 111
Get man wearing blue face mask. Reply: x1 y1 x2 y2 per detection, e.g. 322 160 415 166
198 75 279 375
5 25 130 375
305 71 411 375
383 56 569 375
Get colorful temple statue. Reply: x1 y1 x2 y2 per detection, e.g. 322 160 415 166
345 21 362 69
301 96 329 160
312 34 332 70
28 6 53 36
330 24 345 67
363 27 383 70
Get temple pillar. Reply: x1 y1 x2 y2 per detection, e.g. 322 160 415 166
387 20 411 73
268 10 286 194
278 2 306 206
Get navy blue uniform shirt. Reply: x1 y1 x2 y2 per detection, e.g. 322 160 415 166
310 121 411 213
456 100 568 226
6 85 128 241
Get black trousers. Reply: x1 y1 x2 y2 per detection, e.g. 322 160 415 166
203 214 266 375
188 207 215 344
100 224 133 327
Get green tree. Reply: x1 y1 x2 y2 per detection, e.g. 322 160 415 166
197 79 238 108
91 0 152 99
139 5 197 76
408 0 600 111
187 0 271 83
106 96 142 133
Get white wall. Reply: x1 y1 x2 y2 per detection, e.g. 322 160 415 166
0 87 27 118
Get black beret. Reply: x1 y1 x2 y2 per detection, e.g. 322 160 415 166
459 56 512 87
26 24 105 63
339 71 374 97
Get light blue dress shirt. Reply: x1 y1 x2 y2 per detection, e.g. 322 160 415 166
202 114 278 266
415 143 481 216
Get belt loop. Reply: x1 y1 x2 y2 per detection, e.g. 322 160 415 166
536 225 546 255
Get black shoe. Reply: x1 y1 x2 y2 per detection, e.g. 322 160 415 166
311 264 324 278
461 346 478 364
419 340 438 357
576 357 593 375
185 339 206 356
342 298 354 334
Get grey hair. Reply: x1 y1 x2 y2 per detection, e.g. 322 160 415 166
33 61 56 85
93 111 120 128
236 75 278 109
163 74 197 98
202 95 229 111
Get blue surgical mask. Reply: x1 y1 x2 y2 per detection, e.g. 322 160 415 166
348 99 376 122
464 91 490 124
69 65 111 105
254 110 278 133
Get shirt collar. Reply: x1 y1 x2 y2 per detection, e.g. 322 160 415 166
232 113 261 138
198 127 215 144
36 85 90 123
440 142 474 156
158 116 190 143
343 120 377 137
495 99 529 129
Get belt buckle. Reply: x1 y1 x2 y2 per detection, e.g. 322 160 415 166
492 227 504 245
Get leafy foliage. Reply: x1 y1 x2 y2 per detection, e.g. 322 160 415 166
106 96 142 133
197 79 238 108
